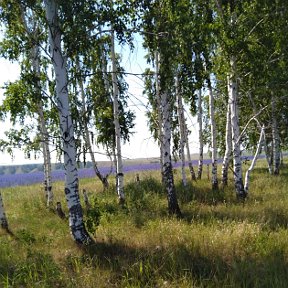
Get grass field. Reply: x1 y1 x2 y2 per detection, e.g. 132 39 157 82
1 160 288 287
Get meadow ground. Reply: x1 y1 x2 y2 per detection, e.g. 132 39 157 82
1 159 288 287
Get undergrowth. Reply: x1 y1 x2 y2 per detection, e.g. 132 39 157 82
0 161 288 287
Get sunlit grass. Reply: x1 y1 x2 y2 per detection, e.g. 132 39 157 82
1 159 288 287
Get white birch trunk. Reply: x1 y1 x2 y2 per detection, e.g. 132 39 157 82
162 89 181 216
176 72 187 186
197 89 203 179
77 60 109 189
111 30 125 203
247 92 272 174
99 27 110 94
262 128 272 174
0 192 8 231
228 56 246 199
20 5 53 207
184 123 197 181
45 0 92 244
221 91 232 186
244 126 265 194
155 51 164 184
32 47 53 207
271 95 280 175
208 79 218 190
37 102 53 207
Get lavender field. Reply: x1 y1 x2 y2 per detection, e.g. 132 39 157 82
0 159 215 188
0 155 259 188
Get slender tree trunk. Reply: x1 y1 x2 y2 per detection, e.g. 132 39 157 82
208 79 218 190
33 47 53 207
76 60 109 189
37 103 53 207
45 0 92 244
244 126 264 194
197 89 203 179
20 4 53 207
263 128 273 174
271 95 280 175
155 51 165 184
111 30 125 204
247 92 272 174
99 27 110 94
280 150 284 166
228 56 246 199
112 143 118 190
162 89 182 217
184 123 197 181
222 100 232 186
0 192 8 231
176 72 187 186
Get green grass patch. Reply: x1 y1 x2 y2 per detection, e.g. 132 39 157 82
1 160 288 287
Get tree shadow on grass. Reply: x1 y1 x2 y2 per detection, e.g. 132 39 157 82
81 240 288 287
176 181 229 206
181 198 288 231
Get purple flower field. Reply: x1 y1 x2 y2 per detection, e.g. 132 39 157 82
0 156 257 188
0 160 201 188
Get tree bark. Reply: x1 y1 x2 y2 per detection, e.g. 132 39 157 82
208 78 218 190
155 51 165 184
45 0 92 244
111 30 125 204
33 49 53 207
20 4 53 207
176 72 187 186
197 89 203 179
37 102 53 207
221 100 232 186
161 89 182 217
244 126 264 194
228 56 246 199
247 92 272 174
0 192 8 231
184 123 197 181
271 95 280 175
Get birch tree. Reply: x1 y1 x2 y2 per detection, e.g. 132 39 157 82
111 29 125 204
213 0 247 199
155 51 164 184
176 71 187 186
0 192 9 232
161 87 181 216
141 1 185 215
197 89 204 179
184 123 197 182
21 7 53 206
244 126 265 194
271 95 281 175
76 59 109 189
221 101 232 186
247 92 272 174
207 78 218 190
232 0 288 178
228 59 245 199
44 0 92 244
0 1 54 206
